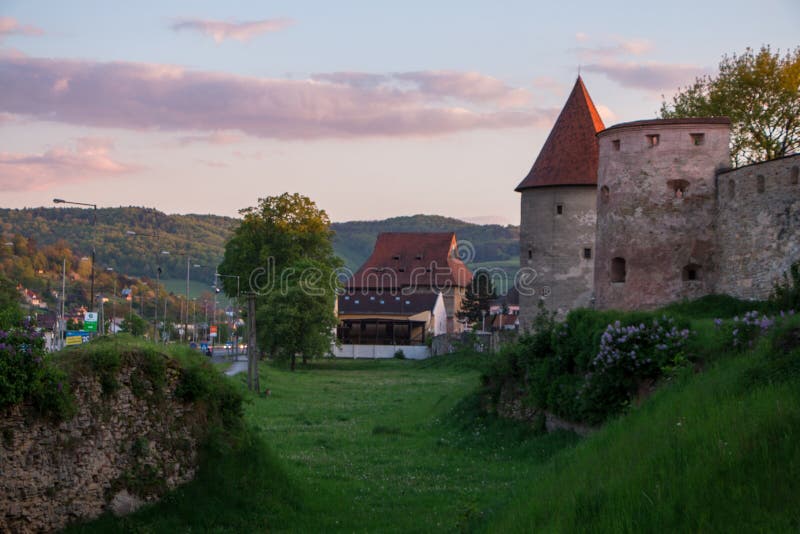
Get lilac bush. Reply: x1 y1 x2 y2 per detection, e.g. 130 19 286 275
714 309 792 350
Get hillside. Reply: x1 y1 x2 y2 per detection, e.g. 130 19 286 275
1 208 520 279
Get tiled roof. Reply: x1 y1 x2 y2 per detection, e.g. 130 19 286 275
338 291 440 316
348 232 472 290
515 76 605 191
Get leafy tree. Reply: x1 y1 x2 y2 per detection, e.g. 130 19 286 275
121 313 148 336
661 45 800 166
218 194 342 371
0 275 22 329
457 269 497 329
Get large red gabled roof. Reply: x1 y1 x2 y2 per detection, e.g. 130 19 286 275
348 232 472 290
515 76 605 191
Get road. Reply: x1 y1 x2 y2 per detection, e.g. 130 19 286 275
209 348 248 376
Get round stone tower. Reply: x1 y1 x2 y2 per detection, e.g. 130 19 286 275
594 118 731 310
516 77 604 327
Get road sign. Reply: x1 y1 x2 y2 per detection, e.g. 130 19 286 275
84 312 98 332
65 331 90 346
210 325 217 338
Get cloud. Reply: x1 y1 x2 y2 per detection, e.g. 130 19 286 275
532 76 566 97
571 37 654 62
595 104 617 124
0 17 44 40
0 137 140 192
178 131 242 146
196 159 228 168
582 61 707 91
232 150 264 160
171 18 293 43
575 32 590 43
0 56 553 139
312 70 531 107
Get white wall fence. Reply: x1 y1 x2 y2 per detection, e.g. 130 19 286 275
332 344 430 360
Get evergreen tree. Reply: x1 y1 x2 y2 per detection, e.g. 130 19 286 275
457 269 496 329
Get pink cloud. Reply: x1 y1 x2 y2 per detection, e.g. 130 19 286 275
171 18 293 43
313 70 530 107
532 76 567 97
0 137 140 192
232 150 264 160
178 131 242 146
582 60 707 91
0 56 553 139
196 159 228 168
0 17 44 39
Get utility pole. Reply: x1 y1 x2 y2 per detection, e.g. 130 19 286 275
246 293 259 392
60 258 66 350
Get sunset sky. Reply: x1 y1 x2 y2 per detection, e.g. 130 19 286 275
1 1 797 224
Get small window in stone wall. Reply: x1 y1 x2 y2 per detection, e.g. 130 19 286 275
668 179 690 198
601 185 610 203
528 248 533 259
583 248 592 260
612 139 621 151
682 264 702 282
792 166 799 185
757 175 765 193
556 203 564 215
690 133 705 145
728 179 735 199
646 134 660 147
611 257 626 283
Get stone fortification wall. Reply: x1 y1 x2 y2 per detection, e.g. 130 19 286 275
1 353 206 533
715 155 800 300
519 186 596 328
594 119 730 310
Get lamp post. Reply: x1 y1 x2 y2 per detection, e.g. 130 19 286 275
183 257 202 343
126 230 167 342
53 199 97 314
106 267 116 334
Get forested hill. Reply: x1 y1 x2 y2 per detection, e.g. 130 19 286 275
0 207 237 283
331 215 519 270
0 208 519 278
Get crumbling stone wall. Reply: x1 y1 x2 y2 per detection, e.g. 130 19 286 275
716 155 800 300
594 119 730 310
519 186 596 328
0 355 204 533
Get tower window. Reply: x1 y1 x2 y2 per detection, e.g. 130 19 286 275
556 204 564 215
668 179 690 198
601 185 610 203
791 166 798 185
728 179 735 199
583 248 592 260
612 139 621 151
528 248 532 259
682 264 702 281
690 133 705 145
611 257 626 283
646 134 660 147
757 175 765 193
392 255 401 260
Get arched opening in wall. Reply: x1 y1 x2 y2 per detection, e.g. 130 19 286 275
601 185 610 203
667 179 690 199
682 263 702 282
612 139 621 151
728 179 735 199
611 257 626 283
646 134 660 147
757 175 765 193
792 166 799 185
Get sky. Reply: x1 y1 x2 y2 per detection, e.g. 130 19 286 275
0 1 798 224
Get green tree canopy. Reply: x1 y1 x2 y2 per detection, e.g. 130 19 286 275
457 269 497 329
661 45 800 166
0 275 23 329
218 194 342 370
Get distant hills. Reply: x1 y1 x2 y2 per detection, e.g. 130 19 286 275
0 208 519 281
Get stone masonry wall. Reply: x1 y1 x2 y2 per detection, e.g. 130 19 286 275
716 155 800 300
0 355 205 533
519 186 596 329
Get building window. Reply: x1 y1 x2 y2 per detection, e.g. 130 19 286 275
556 204 564 215
729 179 735 199
601 185 610 203
682 264 702 281
690 133 705 145
757 174 765 193
646 134 660 147
528 248 533 259
392 255 401 260
791 166 799 185
583 248 592 260
668 179 689 198
415 254 423 260
611 257 626 283
612 139 621 151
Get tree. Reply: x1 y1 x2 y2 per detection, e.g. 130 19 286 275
121 313 148 336
661 45 800 166
218 194 342 372
457 269 496 329
0 275 22 329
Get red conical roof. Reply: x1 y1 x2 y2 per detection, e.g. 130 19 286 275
515 77 604 191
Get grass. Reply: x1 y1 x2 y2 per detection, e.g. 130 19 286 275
161 278 212 299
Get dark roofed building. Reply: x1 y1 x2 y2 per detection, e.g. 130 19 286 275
346 232 472 333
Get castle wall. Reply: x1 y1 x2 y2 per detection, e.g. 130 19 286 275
595 119 730 310
715 155 800 300
519 186 596 329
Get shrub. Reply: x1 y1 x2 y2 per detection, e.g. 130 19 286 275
393 349 406 360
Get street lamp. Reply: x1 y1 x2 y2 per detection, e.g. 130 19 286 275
126 230 167 342
183 258 202 343
53 198 97 314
